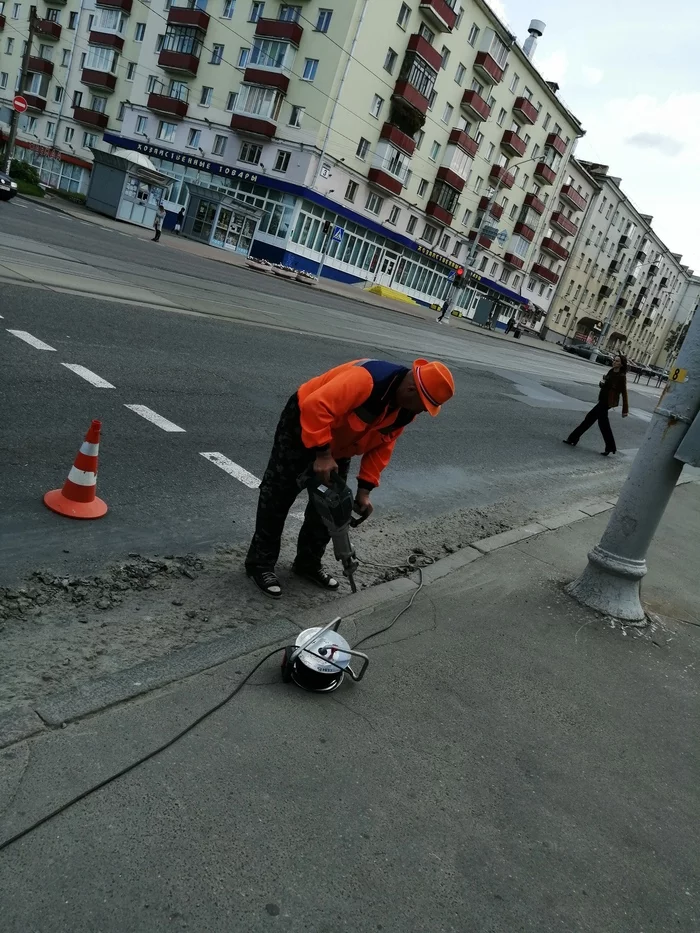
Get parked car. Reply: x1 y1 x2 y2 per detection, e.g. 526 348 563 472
563 342 612 365
0 171 18 201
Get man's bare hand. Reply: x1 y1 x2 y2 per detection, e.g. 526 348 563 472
313 451 338 485
354 488 373 519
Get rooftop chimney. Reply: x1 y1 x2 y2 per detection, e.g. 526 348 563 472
523 19 545 60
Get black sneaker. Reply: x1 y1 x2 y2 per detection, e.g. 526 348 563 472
248 570 282 599
292 564 339 591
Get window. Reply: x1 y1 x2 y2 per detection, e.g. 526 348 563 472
417 178 428 197
499 268 510 284
316 8 332 32
440 46 450 69
249 1 264 22
441 102 453 125
5 38 14 53
274 149 290 172
187 127 201 148
429 140 441 162
117 102 125 121
289 105 304 127
146 74 159 92
237 47 250 67
64 126 74 143
369 94 384 118
407 215 418 234
226 91 237 111
543 112 551 130
418 22 435 44
428 89 437 110
126 61 136 80
455 62 466 85
422 223 438 245
344 179 358 203
451 240 461 258
486 142 495 162
384 47 398 74
512 275 521 290
87 14 94 30
479 257 488 272
54 85 63 102
239 141 262 164
467 23 479 46
462 207 472 226
134 22 145 41
91 96 107 113
414 129 425 150
302 58 319 81
509 73 519 93
489 261 498 277
85 45 117 72
45 122 55 140
474 176 483 193
509 203 518 220
388 205 401 226
199 86 213 106
25 116 37 134
210 44 224 64
279 4 300 21
365 192 383 215
157 121 177 142
83 132 98 148
356 137 370 160
397 2 410 29
470 77 484 95
213 134 227 156
497 107 507 126
136 115 148 134
440 233 450 251
12 3 20 17
73 90 83 108
68 10 78 28
223 0 235 18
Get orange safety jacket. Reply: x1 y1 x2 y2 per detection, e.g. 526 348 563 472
297 359 415 488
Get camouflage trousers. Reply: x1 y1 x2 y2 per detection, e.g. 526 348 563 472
245 393 350 573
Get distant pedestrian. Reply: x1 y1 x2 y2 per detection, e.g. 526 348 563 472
152 204 166 242
563 354 629 455
505 316 515 335
436 298 451 324
175 207 185 235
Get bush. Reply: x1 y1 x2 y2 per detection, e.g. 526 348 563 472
9 159 41 185
48 187 86 205
14 179 44 198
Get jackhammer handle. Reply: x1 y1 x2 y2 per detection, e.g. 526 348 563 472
350 512 369 528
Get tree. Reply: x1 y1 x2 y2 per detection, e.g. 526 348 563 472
665 321 690 354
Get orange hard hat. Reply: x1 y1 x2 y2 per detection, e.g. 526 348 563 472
412 359 455 416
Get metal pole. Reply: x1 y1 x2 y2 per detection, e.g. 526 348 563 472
316 228 333 280
568 305 700 621
4 6 38 174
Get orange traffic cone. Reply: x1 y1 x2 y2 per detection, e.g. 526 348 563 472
44 419 108 519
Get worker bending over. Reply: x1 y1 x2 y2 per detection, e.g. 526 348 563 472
246 357 455 598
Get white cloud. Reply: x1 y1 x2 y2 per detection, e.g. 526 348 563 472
581 66 604 86
486 0 510 26
534 49 568 83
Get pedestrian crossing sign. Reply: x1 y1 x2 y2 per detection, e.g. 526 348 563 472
332 225 345 243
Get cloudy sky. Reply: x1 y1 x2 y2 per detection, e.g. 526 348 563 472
489 0 700 271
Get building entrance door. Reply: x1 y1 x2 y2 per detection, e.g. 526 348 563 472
375 250 398 287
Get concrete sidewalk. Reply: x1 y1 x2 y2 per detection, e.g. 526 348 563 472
1 477 698 931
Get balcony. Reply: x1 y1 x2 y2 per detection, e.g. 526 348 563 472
96 0 132 10
546 132 566 156
27 56 54 76
636 249 647 262
560 184 587 212
608 260 621 275
36 19 62 40
624 274 636 287
534 161 556 185
618 235 629 250
468 231 495 249
72 105 109 130
89 30 125 51
474 50 504 85
392 78 430 116
513 221 535 242
660 276 669 287
616 297 627 309
158 49 200 76
367 168 403 196
550 211 577 236
523 192 545 215
599 285 613 299
448 127 479 158
503 253 524 269
651 296 660 308
167 6 210 32
419 0 458 32
380 122 416 156
81 68 117 90
436 165 465 192
647 263 659 277
531 263 559 284
489 164 514 189
541 237 569 260
501 129 526 158
460 89 490 122
22 93 46 112
0 14 6 30
147 90 189 119
426 200 455 225
642 316 652 328
406 32 443 72
243 67 290 94
512 96 538 125
479 195 502 220
230 113 276 138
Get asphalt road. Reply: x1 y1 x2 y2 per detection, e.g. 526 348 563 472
0 199 659 584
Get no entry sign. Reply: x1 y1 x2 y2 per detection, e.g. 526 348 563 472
13 95 28 113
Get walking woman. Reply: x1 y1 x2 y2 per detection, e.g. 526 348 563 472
564 354 629 455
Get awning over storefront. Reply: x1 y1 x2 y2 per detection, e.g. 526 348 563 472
467 270 529 305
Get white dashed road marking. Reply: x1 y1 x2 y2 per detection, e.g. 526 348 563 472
35 208 51 215
7 329 56 351
125 404 186 432
61 363 115 388
200 452 261 488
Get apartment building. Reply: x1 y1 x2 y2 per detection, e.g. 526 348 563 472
545 161 693 365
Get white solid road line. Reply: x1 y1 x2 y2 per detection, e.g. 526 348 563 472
7 329 56 351
200 452 261 488
61 363 115 388
125 404 186 432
